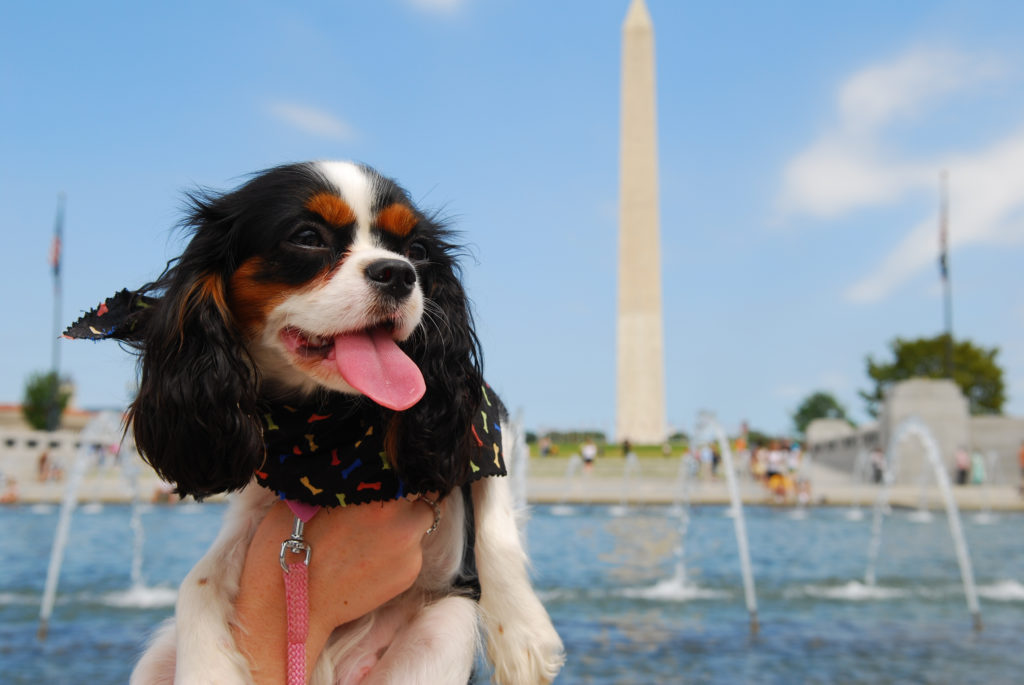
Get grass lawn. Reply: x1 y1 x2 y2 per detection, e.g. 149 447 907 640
530 441 683 459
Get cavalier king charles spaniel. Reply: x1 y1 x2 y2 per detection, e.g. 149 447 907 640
69 161 563 683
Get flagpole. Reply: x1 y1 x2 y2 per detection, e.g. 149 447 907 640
939 170 953 378
48 192 65 431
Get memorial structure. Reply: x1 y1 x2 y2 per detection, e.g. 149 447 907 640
616 0 667 445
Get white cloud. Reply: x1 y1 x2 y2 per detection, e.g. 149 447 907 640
778 47 1024 303
780 137 928 218
845 127 1024 303
267 102 355 142
837 50 998 134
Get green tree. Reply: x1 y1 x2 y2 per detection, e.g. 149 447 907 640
21 371 71 430
860 334 1005 417
746 428 781 447
792 391 851 436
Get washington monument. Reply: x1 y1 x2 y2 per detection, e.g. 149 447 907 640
616 0 666 445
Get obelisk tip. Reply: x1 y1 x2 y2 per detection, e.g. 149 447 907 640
623 0 652 30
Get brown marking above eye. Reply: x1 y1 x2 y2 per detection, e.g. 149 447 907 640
306 192 356 227
375 203 418 237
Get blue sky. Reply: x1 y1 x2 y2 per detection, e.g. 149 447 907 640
3 0 1024 438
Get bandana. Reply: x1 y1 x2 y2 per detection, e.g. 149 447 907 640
63 289 154 342
256 390 507 508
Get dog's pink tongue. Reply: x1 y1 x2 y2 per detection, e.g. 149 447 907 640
333 329 425 411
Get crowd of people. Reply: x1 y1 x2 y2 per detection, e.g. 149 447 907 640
36 451 64 482
745 440 811 503
533 434 1024 501
677 438 811 504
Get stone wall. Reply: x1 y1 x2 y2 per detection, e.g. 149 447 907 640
808 378 1024 487
807 420 880 480
880 379 968 484
0 418 167 503
969 415 1024 483
0 427 83 478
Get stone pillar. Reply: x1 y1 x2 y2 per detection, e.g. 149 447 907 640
881 378 969 484
616 0 666 444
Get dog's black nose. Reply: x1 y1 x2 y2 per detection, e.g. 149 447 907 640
365 258 417 298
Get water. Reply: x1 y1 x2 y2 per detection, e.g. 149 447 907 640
551 454 585 516
2 504 1022 684
532 505 1023 684
2 503 213 684
38 410 145 639
868 417 982 629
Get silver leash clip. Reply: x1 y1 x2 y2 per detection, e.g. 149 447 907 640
279 515 312 572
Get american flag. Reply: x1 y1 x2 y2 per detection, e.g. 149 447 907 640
50 193 64 277
49 233 61 276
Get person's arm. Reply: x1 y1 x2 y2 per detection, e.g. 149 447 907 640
232 498 434 684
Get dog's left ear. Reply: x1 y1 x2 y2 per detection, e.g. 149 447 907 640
391 238 483 493
128 195 264 498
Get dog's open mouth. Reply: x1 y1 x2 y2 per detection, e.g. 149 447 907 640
281 322 395 358
280 324 425 411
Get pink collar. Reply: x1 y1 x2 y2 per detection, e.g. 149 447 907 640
286 499 320 523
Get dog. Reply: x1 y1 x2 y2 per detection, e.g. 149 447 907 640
68 161 564 683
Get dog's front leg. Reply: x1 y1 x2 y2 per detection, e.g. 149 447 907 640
130 619 177 685
473 473 564 684
145 485 275 685
342 595 479 685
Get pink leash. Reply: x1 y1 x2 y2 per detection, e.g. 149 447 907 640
275 498 437 684
280 501 320 685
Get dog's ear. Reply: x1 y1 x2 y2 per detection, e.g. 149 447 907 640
128 203 264 498
390 235 484 493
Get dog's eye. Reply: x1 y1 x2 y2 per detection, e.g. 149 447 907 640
289 227 327 249
406 241 428 262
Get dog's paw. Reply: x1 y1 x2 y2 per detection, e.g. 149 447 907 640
485 611 565 685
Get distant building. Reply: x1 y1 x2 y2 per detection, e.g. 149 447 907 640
808 378 1024 486
0 403 96 431
0 403 109 487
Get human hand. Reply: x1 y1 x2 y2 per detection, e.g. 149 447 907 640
294 497 436 628
233 496 436 683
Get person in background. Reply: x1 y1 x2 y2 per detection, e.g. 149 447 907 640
1018 440 1024 495
0 474 18 503
970 449 986 485
953 446 970 486
870 447 885 484
581 437 598 473
38 451 50 482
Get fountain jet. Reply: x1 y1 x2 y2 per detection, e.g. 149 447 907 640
38 411 147 639
694 412 759 635
864 416 982 631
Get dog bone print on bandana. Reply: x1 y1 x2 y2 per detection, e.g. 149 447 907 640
63 289 154 342
256 386 506 508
